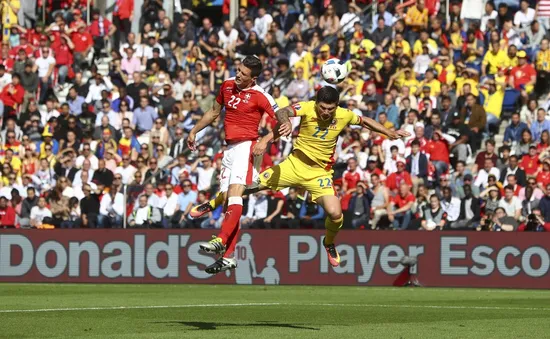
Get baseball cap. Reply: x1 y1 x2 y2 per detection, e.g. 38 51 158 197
517 50 527 58
396 157 406 166
529 144 537 149
452 111 461 119
320 44 330 52
74 9 82 15
368 155 378 163
464 174 473 181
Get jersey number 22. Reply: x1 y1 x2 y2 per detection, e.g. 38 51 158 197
228 95 241 109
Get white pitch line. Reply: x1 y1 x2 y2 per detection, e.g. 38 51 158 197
0 303 282 314
313 303 550 312
1 302 549 314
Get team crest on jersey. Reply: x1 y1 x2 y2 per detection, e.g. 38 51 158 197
263 172 271 179
243 93 251 103
225 86 233 92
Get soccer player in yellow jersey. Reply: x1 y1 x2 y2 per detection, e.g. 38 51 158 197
192 87 409 269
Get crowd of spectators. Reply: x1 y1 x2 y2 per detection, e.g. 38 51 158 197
1 0 550 232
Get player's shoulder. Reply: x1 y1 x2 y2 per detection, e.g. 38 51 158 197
291 101 316 117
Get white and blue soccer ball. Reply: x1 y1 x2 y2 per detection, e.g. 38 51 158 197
321 58 349 85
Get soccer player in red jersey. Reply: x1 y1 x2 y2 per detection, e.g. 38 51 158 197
187 56 290 273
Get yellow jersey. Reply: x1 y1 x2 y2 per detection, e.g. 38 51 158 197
536 50 550 71
482 50 508 74
291 101 362 168
413 38 438 56
481 86 505 118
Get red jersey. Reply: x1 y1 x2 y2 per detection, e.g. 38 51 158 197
9 44 34 59
54 43 73 66
392 192 415 209
114 0 134 19
89 18 112 37
520 154 540 176
0 83 24 108
342 169 363 190
72 32 93 53
0 206 16 227
216 79 277 144
537 170 550 188
386 171 413 191
510 64 536 89
425 140 450 164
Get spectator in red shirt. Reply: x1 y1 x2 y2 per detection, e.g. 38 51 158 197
509 50 537 100
536 160 550 192
0 196 16 227
342 158 363 195
0 74 24 117
53 34 75 89
89 9 116 64
112 0 134 51
386 158 413 193
520 145 540 177
426 130 451 183
71 24 93 73
388 182 415 230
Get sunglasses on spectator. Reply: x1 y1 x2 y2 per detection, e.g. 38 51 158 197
7 135 14 139
114 176 122 180
123 157 130 161
83 147 90 151
45 147 52 151
141 146 148 150
155 120 162 124
183 184 191 187
150 161 157 165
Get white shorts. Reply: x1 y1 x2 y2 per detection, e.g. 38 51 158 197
219 140 262 192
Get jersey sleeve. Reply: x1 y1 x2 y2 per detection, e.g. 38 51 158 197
256 90 278 118
342 107 362 126
291 101 315 117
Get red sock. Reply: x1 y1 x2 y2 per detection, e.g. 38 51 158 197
224 221 241 258
218 196 243 247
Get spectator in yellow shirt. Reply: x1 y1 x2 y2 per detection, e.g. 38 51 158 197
482 41 509 76
535 38 550 97
418 69 441 97
413 30 438 56
1 0 19 42
346 70 364 96
434 56 456 86
480 79 505 133
405 0 428 45
389 32 412 57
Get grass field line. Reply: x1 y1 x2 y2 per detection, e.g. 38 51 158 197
0 303 283 313
2 302 550 314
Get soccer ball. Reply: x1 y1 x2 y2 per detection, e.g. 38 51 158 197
321 58 349 84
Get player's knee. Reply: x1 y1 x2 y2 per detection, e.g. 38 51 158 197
328 211 343 222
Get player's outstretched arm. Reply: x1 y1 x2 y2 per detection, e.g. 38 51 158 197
187 100 223 150
275 106 294 137
361 116 410 140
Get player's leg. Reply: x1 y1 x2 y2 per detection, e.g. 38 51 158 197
316 194 344 267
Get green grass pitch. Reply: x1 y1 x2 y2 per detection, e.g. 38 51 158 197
1 284 549 338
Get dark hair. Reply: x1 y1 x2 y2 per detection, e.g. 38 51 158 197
242 56 262 77
504 184 514 191
486 139 496 146
456 160 466 167
316 86 339 104
411 140 420 147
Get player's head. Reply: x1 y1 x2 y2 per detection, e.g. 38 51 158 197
315 86 340 121
236 56 262 88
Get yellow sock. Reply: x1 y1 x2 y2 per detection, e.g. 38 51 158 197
324 215 344 245
209 192 225 209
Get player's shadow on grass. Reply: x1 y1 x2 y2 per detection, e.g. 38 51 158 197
155 320 320 331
